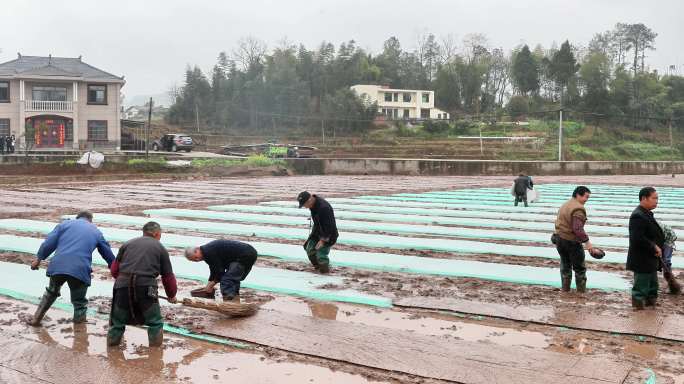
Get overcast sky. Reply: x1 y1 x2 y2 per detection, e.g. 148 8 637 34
3 0 682 105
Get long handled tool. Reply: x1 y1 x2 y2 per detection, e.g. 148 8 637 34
160 296 258 317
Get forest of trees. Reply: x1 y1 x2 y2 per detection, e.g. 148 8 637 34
166 23 684 135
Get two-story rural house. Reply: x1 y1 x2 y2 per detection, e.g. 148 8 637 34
0 54 124 150
351 84 450 120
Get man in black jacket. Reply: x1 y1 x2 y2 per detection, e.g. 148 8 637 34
627 187 665 309
185 239 257 302
298 191 339 274
513 173 533 207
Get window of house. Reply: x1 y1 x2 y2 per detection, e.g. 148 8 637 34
87 120 108 141
403 93 411 102
32 86 67 101
0 82 9 102
421 108 430 119
393 93 399 102
392 109 398 119
422 93 430 103
65 120 74 142
403 109 410 118
88 85 107 104
0 119 9 136
384 92 392 102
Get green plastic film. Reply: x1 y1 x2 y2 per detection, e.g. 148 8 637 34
0 261 248 348
144 207 684 250
0 233 391 308
256 201 684 227
0 234 630 291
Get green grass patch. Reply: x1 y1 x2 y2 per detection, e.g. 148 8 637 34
190 155 285 168
127 157 167 166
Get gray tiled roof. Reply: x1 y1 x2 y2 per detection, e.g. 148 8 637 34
0 55 123 81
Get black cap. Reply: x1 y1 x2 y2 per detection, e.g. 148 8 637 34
297 191 311 208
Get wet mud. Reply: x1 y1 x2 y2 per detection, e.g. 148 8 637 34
2 175 684 383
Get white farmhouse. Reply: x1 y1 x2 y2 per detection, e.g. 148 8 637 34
351 84 450 120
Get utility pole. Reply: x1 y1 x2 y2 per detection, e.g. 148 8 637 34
321 119 325 144
558 87 564 162
479 124 484 156
558 108 563 161
195 102 200 133
146 97 152 160
669 118 675 178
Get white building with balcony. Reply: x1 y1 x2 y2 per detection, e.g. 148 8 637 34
0 54 124 150
351 84 450 120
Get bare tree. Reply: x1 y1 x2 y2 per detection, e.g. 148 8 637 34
462 33 489 64
232 36 268 72
415 32 441 84
439 34 459 65
167 83 181 105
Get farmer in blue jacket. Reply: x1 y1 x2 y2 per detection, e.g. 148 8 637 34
28 211 115 326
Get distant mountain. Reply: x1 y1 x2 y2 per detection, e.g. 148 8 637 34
124 93 173 108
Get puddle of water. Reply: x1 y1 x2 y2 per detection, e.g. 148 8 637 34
0 297 386 383
264 295 550 348
173 351 381 384
624 341 658 360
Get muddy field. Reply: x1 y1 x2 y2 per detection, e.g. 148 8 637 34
1 174 683 383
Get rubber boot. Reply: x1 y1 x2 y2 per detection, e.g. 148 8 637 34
317 262 330 274
107 334 123 347
561 277 572 292
306 251 319 268
645 297 657 307
632 297 645 310
575 277 587 293
28 293 58 326
149 330 163 347
664 271 682 294
222 294 240 303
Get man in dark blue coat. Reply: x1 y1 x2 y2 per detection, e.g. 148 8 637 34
29 211 115 325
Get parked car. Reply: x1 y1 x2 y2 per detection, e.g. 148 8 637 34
152 134 193 152
120 132 146 151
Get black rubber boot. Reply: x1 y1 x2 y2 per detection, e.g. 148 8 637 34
222 294 240 303
575 277 587 293
561 277 572 292
307 251 319 268
664 271 682 295
632 297 645 310
645 297 657 307
148 330 164 347
107 334 123 347
317 263 330 274
28 293 58 326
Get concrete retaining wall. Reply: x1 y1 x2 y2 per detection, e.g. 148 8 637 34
288 158 684 176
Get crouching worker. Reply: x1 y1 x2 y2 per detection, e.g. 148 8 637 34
185 240 257 302
29 211 115 326
108 221 177 347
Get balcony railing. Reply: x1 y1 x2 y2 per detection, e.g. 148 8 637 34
25 100 74 112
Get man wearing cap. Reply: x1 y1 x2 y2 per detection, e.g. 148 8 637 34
298 192 339 274
185 240 258 302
